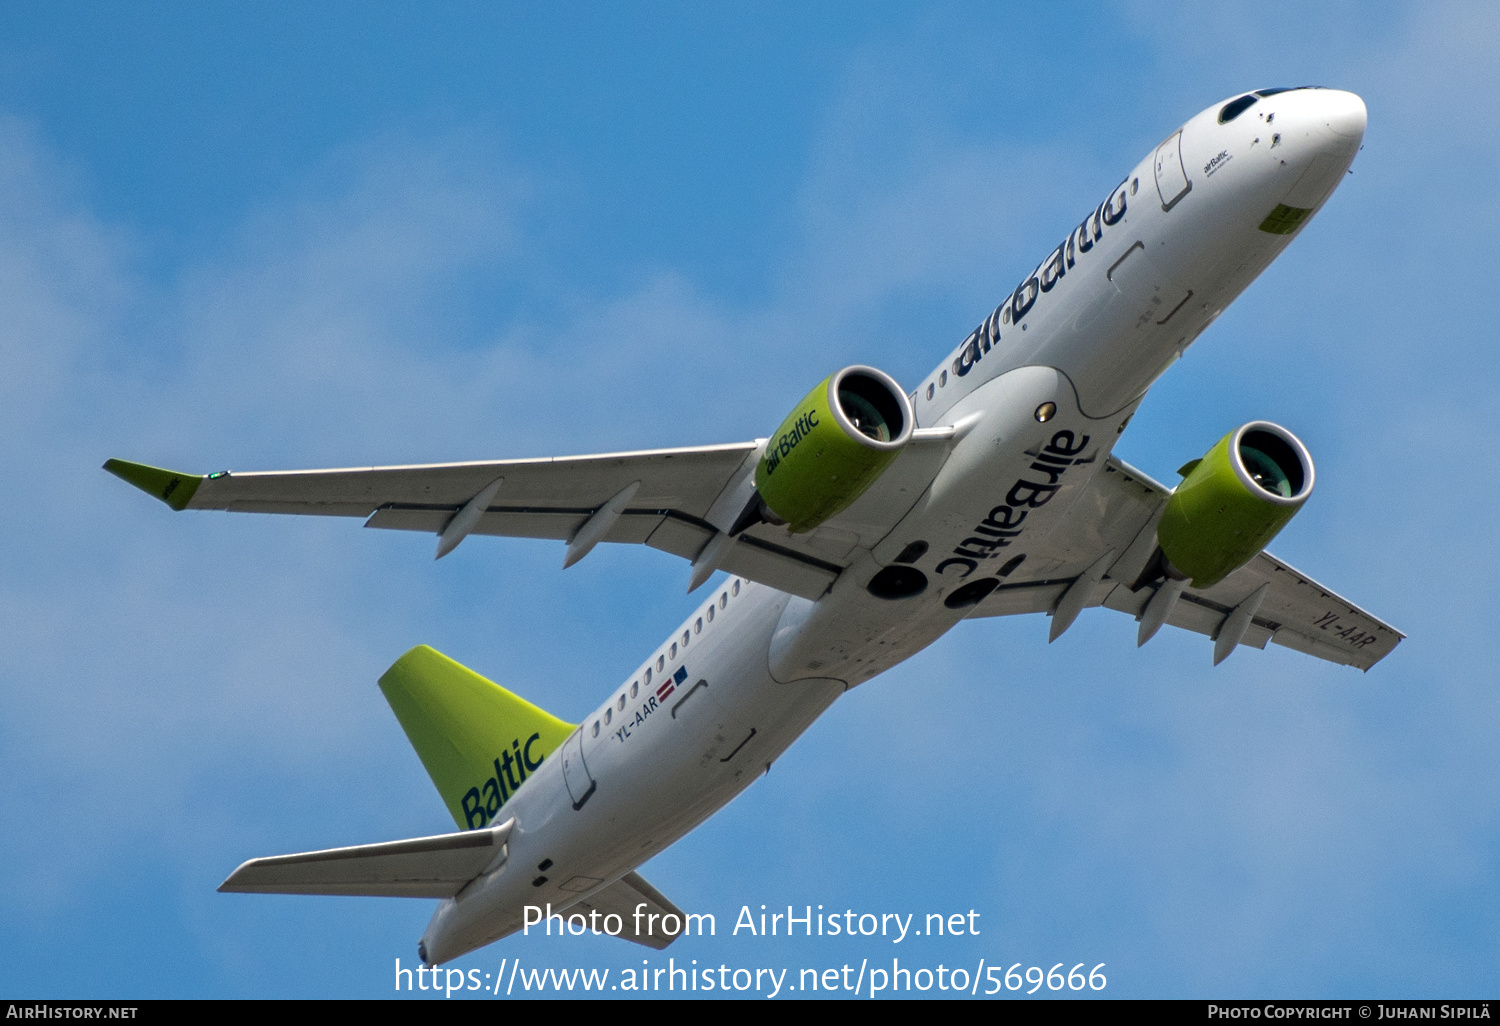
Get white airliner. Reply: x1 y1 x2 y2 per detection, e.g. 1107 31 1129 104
108 87 1400 964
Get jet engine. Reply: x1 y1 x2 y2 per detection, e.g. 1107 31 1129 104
1157 421 1314 588
753 365 913 533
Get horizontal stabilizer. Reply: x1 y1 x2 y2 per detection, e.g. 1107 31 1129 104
563 871 685 950
218 820 513 898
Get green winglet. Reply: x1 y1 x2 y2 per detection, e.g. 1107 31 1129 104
103 459 204 511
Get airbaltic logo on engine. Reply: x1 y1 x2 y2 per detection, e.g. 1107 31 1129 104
762 409 819 477
935 430 1094 578
461 733 546 829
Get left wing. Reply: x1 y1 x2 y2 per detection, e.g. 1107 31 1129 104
968 456 1403 670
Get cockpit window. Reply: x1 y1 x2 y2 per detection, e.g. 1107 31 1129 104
1218 94 1258 123
1255 88 1294 97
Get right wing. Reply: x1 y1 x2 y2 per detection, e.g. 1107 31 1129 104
105 432 957 601
106 444 842 592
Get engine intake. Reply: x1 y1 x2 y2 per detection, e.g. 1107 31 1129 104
1157 421 1314 588
754 365 913 533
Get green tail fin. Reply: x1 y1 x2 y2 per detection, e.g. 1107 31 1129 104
378 645 576 831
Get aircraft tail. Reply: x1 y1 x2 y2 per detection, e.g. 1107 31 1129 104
378 645 575 830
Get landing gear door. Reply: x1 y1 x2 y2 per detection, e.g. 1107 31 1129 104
561 728 596 811
1154 131 1191 211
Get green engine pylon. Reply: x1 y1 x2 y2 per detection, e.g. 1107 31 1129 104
755 366 913 534
1158 421 1314 588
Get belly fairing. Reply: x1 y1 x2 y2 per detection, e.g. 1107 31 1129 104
769 365 1128 684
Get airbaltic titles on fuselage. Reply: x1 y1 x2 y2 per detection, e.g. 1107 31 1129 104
934 429 1096 579
950 179 1130 382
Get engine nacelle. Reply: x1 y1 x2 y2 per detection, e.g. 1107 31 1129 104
754 365 913 533
1158 421 1314 588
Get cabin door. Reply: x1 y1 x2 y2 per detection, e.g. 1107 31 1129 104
1154 131 1191 210
561 728 596 810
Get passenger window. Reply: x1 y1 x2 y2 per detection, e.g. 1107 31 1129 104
644 668 652 686
719 593 727 609
618 694 626 711
939 370 947 386
926 383 934 400
605 708 612 725
670 642 677 659
682 630 690 646
695 617 702 634
707 606 715 622
592 721 599 737
630 681 639 698
733 580 740 596
657 655 665 672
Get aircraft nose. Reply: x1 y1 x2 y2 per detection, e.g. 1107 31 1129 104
1314 89 1367 140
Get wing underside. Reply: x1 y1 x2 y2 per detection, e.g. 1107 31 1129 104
108 441 1399 667
107 434 955 601
969 457 1402 670
192 443 841 600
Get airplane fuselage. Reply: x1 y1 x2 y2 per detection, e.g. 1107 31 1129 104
421 88 1368 963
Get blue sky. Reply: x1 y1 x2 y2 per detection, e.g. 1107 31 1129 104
2 0 1498 999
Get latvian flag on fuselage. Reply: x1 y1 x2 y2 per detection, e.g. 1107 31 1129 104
658 665 688 703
